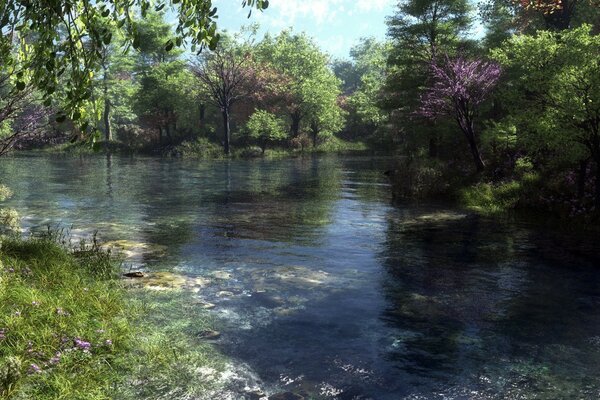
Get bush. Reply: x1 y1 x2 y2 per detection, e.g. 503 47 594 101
172 137 223 158
460 180 522 214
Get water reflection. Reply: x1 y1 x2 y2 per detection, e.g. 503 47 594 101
0 154 599 399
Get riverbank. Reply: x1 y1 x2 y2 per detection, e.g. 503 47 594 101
386 157 600 231
0 235 223 399
35 136 369 160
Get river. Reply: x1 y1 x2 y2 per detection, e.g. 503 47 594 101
1 154 599 399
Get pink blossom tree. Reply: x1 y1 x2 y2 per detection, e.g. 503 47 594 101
417 55 501 172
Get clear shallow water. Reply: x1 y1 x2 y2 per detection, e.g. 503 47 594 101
1 154 600 399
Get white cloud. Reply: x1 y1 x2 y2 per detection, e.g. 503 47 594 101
356 0 395 12
269 0 344 25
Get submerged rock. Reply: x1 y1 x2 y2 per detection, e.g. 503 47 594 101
211 270 233 280
197 330 221 340
245 388 266 400
104 239 167 259
124 271 209 291
193 299 216 309
268 393 304 400
123 271 144 278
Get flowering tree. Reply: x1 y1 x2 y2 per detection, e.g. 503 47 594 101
417 56 501 171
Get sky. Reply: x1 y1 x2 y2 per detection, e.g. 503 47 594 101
212 0 397 60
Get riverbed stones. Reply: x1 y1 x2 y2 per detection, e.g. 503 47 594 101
210 270 232 280
193 299 216 309
244 388 266 400
268 392 304 400
123 271 144 278
217 290 235 298
197 330 221 340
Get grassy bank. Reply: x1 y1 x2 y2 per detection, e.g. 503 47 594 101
387 157 599 229
0 236 223 400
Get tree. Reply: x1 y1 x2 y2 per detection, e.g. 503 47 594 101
343 38 390 138
417 55 501 171
133 61 194 144
492 25 600 207
0 63 51 154
245 110 286 153
256 31 342 138
384 0 474 157
193 40 256 154
0 0 268 127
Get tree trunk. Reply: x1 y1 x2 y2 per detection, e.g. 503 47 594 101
465 124 485 172
290 112 301 137
311 123 319 148
199 104 205 129
103 69 112 142
165 123 172 142
596 160 600 210
103 98 111 142
577 159 588 201
428 137 438 158
222 108 231 155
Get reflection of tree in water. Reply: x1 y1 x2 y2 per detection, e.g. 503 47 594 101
197 156 343 244
378 210 600 396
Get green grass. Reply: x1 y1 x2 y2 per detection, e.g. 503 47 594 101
459 173 540 215
0 236 223 400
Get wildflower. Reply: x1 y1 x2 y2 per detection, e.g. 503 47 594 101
31 301 40 307
74 338 91 351
49 352 61 365
56 307 70 316
0 328 6 340
28 363 42 374
14 311 21 317
96 329 105 334
104 339 113 346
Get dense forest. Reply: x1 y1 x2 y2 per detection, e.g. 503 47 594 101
2 0 600 222
0 1 599 220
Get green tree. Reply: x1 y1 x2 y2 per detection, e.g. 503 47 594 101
384 0 474 157
245 110 286 153
492 25 600 207
193 34 257 155
345 38 391 138
0 0 267 128
256 31 343 139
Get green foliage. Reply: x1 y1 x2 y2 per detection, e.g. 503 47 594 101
257 30 344 138
0 0 267 127
343 38 391 138
245 110 286 152
460 181 522 214
491 25 600 166
172 137 224 159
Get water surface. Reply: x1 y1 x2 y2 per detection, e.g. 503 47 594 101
1 154 599 399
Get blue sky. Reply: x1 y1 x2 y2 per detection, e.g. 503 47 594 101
212 0 397 60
